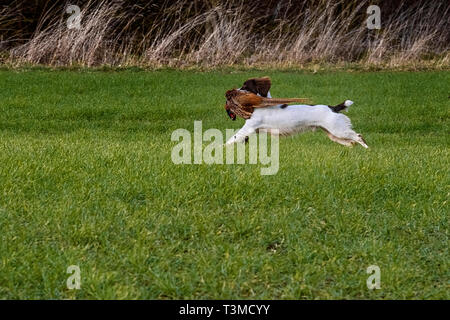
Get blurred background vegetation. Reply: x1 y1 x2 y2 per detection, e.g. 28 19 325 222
1 0 449 68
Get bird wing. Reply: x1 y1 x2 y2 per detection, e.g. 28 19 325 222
229 90 310 108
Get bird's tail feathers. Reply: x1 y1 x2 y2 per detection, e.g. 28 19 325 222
255 97 311 108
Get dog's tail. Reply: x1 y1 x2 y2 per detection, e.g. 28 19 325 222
328 100 353 113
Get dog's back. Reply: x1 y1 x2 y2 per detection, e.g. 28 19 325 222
249 104 331 136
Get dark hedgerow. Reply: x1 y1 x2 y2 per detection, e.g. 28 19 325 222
0 0 449 68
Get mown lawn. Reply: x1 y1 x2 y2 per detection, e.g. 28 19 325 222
0 69 448 299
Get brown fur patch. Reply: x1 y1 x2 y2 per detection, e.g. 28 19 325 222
241 77 271 97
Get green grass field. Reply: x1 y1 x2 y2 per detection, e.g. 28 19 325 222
0 69 448 299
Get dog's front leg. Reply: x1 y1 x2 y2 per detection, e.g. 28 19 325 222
225 122 256 145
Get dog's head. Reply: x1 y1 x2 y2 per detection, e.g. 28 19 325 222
240 77 271 98
224 78 270 121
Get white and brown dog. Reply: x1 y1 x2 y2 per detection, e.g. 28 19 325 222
225 77 368 148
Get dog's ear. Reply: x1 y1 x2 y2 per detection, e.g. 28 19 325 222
241 79 258 95
254 77 271 97
241 77 271 97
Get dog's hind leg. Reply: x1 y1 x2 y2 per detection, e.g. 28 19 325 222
354 133 368 148
321 113 369 148
321 128 355 147
327 129 368 149
323 130 355 146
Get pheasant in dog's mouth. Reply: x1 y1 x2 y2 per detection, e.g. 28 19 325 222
225 89 310 120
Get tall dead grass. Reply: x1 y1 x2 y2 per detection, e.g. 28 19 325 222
1 0 449 68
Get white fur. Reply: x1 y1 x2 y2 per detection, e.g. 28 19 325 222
226 91 368 148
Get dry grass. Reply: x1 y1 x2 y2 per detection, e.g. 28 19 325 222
1 0 449 69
